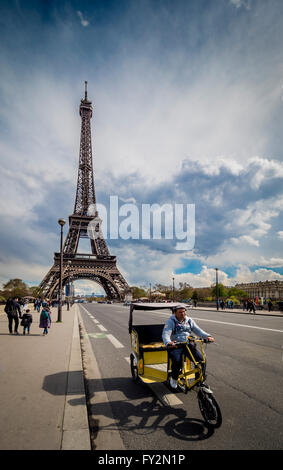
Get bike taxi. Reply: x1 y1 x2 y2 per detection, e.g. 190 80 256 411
128 302 222 428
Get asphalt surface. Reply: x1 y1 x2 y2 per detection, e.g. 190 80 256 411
79 303 283 450
1 301 282 452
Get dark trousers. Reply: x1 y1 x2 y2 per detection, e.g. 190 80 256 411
168 343 206 380
8 314 19 333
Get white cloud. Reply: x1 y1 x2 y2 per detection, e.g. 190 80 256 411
73 280 104 296
170 265 283 289
0 1 283 292
231 235 260 247
258 257 283 268
232 266 283 284
0 258 50 287
230 0 252 10
173 266 230 288
77 11 89 27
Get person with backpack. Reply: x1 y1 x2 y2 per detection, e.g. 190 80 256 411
4 297 22 335
20 309 33 335
39 302 51 335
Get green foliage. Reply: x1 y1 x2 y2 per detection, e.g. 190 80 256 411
29 286 43 298
131 286 147 299
192 290 199 300
211 283 228 298
1 278 30 300
0 279 45 301
228 295 240 305
227 287 247 300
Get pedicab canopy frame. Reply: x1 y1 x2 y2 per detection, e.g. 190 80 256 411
128 302 189 334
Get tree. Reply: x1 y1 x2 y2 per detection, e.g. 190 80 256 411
211 283 228 299
178 286 193 301
29 286 43 298
1 278 29 300
195 287 213 301
131 286 147 299
192 290 199 301
227 287 247 300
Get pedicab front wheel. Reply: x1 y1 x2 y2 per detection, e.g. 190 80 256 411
197 388 222 428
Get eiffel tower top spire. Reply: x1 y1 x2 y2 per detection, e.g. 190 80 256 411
74 82 95 215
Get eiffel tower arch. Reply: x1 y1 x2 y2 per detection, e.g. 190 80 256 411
39 82 131 301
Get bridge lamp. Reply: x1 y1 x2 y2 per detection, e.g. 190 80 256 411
57 218 66 322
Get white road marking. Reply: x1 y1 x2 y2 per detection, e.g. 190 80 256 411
191 317 283 333
151 309 283 333
107 334 124 348
98 324 107 332
80 305 124 348
80 305 90 315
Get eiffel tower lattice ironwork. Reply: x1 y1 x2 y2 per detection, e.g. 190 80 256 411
39 82 131 300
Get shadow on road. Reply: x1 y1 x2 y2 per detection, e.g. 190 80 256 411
42 371 215 441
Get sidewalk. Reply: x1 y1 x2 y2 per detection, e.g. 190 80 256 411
0 304 91 450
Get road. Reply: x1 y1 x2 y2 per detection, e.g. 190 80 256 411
78 303 283 450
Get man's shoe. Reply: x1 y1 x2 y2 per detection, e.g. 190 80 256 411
14 332 19 335
169 378 178 389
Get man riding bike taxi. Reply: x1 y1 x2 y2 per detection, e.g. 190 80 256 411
162 305 214 389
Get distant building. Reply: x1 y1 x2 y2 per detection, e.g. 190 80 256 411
235 280 283 300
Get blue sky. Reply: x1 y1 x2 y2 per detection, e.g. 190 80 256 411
0 0 283 295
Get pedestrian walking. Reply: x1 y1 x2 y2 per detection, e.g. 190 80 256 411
39 303 51 335
4 297 22 334
249 300 256 314
34 298 41 312
267 300 273 312
21 309 33 335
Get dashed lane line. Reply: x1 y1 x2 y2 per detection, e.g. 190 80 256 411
107 334 124 349
98 324 108 332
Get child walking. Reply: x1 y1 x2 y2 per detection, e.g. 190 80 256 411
39 302 51 335
21 309 33 335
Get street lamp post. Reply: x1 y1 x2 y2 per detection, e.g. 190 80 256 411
215 268 219 311
67 260 71 311
172 277 175 302
57 218 66 322
149 283 152 302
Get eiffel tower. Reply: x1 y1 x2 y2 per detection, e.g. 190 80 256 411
39 82 131 300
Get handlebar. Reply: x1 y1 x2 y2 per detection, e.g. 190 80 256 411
167 337 212 348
